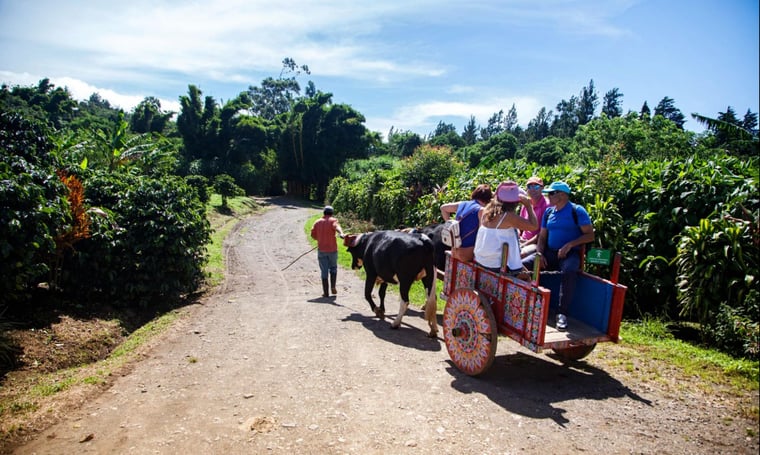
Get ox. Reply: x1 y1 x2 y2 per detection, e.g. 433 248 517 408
415 223 449 274
343 230 438 338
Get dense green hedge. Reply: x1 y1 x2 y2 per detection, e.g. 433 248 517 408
327 145 463 228
58 170 211 307
0 113 69 304
1 111 212 311
326 146 759 358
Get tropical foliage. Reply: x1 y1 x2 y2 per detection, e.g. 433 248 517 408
1 63 758 361
325 95 758 359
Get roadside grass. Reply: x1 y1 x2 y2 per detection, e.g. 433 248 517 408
605 319 759 424
0 309 185 446
617 319 758 388
205 194 263 287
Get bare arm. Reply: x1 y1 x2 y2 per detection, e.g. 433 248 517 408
505 194 538 232
558 224 595 258
334 220 345 238
521 235 538 246
440 202 460 221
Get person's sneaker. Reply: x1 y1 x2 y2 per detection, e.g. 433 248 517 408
556 314 568 330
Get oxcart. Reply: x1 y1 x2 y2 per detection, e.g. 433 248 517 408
440 248 627 376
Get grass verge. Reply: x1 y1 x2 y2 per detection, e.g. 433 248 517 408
205 194 263 287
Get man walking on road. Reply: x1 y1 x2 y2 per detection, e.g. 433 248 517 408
311 205 345 297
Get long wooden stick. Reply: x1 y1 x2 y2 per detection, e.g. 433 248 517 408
281 245 318 271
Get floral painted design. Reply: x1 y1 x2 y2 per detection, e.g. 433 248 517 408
503 282 529 332
443 289 496 375
454 263 475 290
521 292 546 351
477 271 500 298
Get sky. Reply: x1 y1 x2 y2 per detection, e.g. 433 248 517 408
1 0 758 140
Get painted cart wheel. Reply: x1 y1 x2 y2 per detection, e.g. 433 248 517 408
553 343 597 362
443 288 497 376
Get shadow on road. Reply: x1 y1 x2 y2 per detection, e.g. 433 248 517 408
306 296 341 305
447 351 652 427
255 195 319 211
341 310 443 353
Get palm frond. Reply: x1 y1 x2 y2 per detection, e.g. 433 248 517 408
691 113 756 141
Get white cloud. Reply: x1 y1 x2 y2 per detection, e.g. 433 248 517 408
366 95 543 139
0 0 447 86
0 0 631 87
447 85 475 94
0 0 642 136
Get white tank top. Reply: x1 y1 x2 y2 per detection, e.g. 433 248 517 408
473 214 522 270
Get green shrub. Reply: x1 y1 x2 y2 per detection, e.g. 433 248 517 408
213 174 245 208
399 144 462 204
519 136 570 166
59 170 211 307
327 176 369 221
341 155 399 182
707 295 759 359
371 178 409 228
185 174 210 203
600 154 758 320
676 218 757 322
0 112 69 305
675 216 759 358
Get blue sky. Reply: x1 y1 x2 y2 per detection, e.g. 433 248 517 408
1 0 757 140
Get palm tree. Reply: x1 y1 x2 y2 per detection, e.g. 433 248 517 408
692 110 758 156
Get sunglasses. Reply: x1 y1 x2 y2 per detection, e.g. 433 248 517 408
527 184 542 190
546 191 558 196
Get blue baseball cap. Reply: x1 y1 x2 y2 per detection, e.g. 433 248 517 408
542 181 571 194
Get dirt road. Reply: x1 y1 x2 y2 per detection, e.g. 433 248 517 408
15 197 758 454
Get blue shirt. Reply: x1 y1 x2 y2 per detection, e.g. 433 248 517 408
455 200 481 248
542 203 591 250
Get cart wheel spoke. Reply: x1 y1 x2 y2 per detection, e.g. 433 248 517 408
443 288 497 376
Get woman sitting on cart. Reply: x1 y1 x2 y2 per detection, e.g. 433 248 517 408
473 181 538 277
440 184 493 263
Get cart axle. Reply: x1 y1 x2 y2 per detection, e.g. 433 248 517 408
451 327 464 338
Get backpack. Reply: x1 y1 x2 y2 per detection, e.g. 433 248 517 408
441 202 480 248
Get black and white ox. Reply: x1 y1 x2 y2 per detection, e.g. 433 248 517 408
343 230 438 338
415 223 449 273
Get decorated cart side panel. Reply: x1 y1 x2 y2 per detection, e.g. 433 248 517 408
442 253 551 353
500 277 551 352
